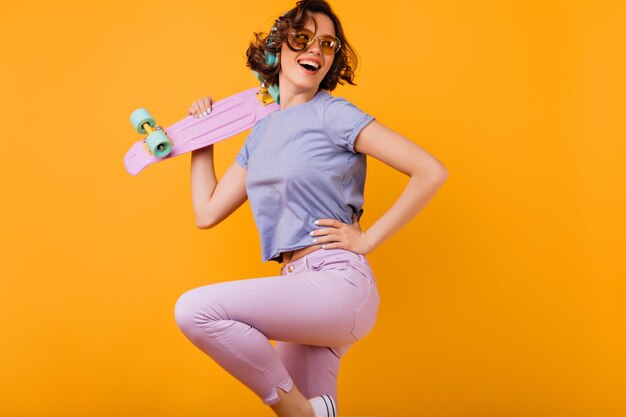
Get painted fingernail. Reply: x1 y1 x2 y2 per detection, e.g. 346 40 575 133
314 220 319 225
202 111 208 117
312 238 317 243
309 231 314 236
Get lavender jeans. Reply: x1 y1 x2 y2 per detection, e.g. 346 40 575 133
174 248 380 406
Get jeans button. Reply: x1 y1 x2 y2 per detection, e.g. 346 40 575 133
287 265 294 273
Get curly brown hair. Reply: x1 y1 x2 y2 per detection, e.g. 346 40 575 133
246 0 359 92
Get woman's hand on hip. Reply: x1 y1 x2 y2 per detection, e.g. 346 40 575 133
310 213 374 255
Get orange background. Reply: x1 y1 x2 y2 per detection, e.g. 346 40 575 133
1 0 624 416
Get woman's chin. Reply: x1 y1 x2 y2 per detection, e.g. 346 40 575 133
281 70 325 90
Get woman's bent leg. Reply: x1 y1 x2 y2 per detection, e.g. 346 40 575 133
275 342 342 402
174 249 379 409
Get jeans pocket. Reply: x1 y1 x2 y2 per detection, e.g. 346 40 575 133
310 256 350 272
351 283 380 341
309 258 326 271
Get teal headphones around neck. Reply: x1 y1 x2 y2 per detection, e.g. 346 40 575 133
253 13 287 104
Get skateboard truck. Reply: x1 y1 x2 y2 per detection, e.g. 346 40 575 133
140 125 172 156
257 81 276 106
130 108 174 158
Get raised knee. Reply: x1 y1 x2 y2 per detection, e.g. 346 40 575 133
174 291 196 332
174 288 227 332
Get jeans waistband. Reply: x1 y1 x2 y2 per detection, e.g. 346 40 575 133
280 248 367 276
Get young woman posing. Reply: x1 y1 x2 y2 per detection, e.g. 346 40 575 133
175 1 448 416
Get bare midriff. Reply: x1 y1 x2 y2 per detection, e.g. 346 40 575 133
281 245 322 265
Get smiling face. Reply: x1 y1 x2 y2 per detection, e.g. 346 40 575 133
278 12 336 95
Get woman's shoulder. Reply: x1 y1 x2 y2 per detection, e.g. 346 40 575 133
315 91 363 115
316 90 352 105
316 91 369 119
246 113 272 144
252 113 271 130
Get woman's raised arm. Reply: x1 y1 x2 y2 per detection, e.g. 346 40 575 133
188 95 248 229
191 146 248 229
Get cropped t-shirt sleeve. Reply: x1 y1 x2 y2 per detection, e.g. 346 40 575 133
235 137 250 169
323 96 375 153
236 120 263 170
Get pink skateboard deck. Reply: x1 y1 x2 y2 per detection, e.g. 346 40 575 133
124 86 279 175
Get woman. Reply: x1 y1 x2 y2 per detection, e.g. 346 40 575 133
175 1 448 416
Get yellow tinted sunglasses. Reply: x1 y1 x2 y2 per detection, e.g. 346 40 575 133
288 28 342 55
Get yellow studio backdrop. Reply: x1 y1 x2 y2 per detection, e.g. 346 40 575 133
0 0 624 416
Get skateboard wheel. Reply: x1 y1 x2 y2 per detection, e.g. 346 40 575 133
130 108 156 134
146 130 173 158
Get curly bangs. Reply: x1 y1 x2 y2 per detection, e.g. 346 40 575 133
246 0 359 92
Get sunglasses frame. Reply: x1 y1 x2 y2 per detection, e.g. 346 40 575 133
288 28 342 55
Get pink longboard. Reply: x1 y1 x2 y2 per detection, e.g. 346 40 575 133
124 86 279 175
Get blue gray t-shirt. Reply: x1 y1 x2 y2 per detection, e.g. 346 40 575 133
236 90 375 263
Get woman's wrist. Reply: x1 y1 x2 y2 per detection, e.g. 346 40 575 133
362 230 377 254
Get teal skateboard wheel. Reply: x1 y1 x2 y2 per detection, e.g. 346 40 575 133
130 108 156 134
146 129 172 158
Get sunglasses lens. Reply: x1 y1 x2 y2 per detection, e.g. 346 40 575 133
289 29 341 55
290 29 312 50
320 37 339 54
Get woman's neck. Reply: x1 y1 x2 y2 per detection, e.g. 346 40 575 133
278 82 319 110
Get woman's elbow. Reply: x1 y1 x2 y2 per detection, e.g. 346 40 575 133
196 221 210 230
418 163 448 184
195 213 215 229
437 166 449 182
